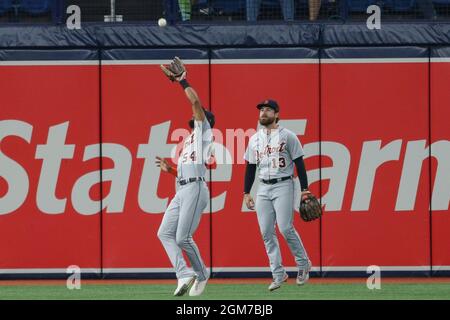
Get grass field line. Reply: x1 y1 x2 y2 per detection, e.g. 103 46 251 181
0 282 450 300
1 277 450 286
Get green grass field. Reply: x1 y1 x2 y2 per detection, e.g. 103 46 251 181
1 283 450 300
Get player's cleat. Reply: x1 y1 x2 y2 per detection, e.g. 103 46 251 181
296 260 312 285
189 277 209 296
174 276 196 296
268 272 289 291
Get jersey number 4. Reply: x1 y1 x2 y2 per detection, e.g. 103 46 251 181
182 151 197 163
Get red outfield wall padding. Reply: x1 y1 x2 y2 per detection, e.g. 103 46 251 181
321 47 431 272
0 47 449 276
0 50 101 271
100 49 211 271
431 47 450 273
210 48 321 272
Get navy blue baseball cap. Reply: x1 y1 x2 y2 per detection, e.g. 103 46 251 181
256 99 279 112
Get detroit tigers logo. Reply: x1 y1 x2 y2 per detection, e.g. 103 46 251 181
256 141 287 160
184 133 195 148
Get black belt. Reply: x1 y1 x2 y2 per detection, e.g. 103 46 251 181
178 177 205 186
260 176 292 185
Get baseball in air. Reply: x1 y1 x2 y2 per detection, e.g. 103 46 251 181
158 18 167 27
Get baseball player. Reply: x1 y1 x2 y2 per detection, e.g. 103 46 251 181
243 99 313 291
156 57 215 297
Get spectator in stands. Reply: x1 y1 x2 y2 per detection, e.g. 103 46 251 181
246 0 321 21
246 0 295 21
308 0 321 21
178 0 198 21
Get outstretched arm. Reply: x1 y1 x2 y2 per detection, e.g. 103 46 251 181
180 82 206 122
160 56 206 121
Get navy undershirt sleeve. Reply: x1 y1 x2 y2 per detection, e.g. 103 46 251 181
244 162 257 194
294 156 309 191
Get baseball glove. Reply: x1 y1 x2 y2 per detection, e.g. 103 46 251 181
299 192 322 222
160 56 186 82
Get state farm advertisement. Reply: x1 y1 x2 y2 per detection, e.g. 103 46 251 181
431 54 450 271
321 58 431 270
0 49 449 274
0 59 101 270
100 59 212 270
210 48 321 272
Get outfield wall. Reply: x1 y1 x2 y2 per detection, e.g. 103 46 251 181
0 24 449 278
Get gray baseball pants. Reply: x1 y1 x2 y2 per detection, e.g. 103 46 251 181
157 181 209 281
255 178 309 282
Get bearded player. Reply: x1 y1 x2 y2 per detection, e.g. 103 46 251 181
243 99 316 291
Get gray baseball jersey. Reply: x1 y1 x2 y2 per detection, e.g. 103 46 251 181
158 117 212 282
177 118 213 180
245 125 309 282
244 126 304 180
